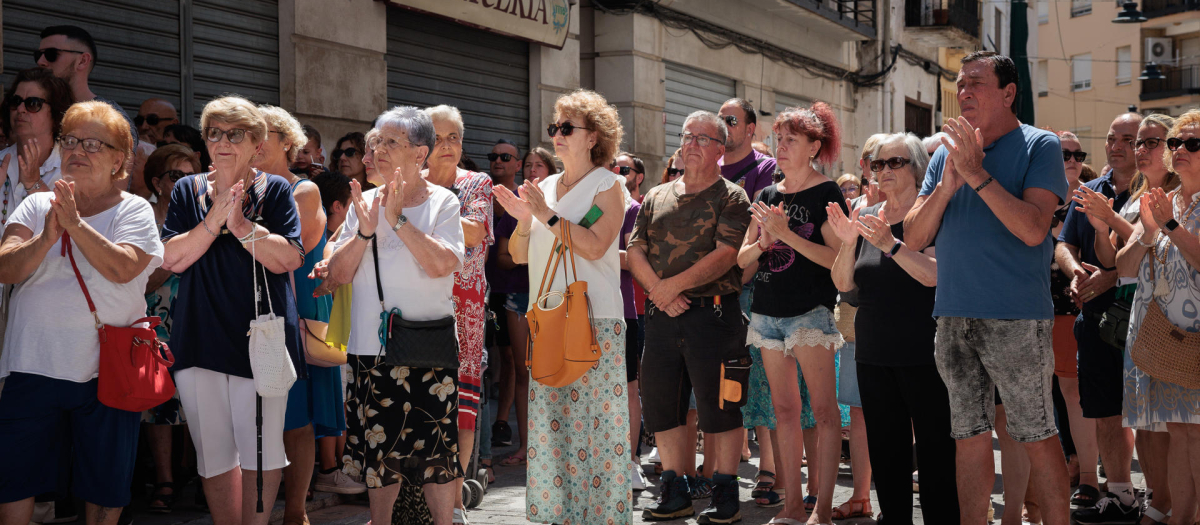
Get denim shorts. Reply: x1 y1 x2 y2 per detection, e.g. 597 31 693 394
504 292 529 315
934 317 1057 443
747 306 844 358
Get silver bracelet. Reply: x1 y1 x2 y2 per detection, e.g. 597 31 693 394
1135 233 1156 248
201 219 220 238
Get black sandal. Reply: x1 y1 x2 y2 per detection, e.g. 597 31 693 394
148 482 176 514
751 470 776 500
1071 484 1101 508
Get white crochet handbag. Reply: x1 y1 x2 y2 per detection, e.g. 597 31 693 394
247 235 296 398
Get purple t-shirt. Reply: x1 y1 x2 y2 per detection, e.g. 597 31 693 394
485 210 529 295
619 200 641 319
720 150 778 200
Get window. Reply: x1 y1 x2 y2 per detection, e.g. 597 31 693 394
1071 0 1093 16
1117 46 1132 85
1038 60 1049 96
1039 0 1049 24
1072 53 1093 91
905 100 933 138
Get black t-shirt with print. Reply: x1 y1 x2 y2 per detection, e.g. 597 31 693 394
751 180 848 318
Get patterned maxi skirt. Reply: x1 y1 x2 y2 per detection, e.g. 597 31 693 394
526 318 632 525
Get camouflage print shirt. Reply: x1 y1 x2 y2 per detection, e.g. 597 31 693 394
629 176 752 298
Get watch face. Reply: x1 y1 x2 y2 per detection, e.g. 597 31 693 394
1165 219 1179 231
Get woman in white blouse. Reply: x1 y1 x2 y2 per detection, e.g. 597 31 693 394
494 89 631 525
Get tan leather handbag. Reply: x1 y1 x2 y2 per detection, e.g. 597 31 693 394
289 271 347 367
1130 255 1200 388
526 222 601 387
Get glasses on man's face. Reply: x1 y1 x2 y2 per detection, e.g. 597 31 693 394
487 152 514 162
158 169 189 182
547 121 591 137
870 156 911 172
58 135 116 154
667 167 685 178
722 115 738 128
1167 137 1200 153
1062 150 1087 162
7 95 46 113
34 48 84 63
840 184 860 194
679 133 719 148
334 148 360 159
135 114 173 127
367 135 413 152
204 127 247 144
1135 138 1163 151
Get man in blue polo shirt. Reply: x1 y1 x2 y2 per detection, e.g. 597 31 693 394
904 51 1070 525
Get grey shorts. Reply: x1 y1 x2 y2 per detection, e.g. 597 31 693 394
934 317 1057 443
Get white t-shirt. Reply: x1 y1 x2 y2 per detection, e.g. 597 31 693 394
1 142 63 224
333 185 465 356
1 192 164 383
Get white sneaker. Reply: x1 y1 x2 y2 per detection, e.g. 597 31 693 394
631 463 649 491
452 508 469 524
647 447 661 464
313 469 367 495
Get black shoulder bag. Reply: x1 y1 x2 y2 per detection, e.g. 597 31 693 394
371 237 460 369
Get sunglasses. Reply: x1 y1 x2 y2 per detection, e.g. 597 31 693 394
1136 138 1163 151
610 166 632 175
134 114 173 127
58 135 116 154
204 127 248 144
667 167 685 178
1062 150 1088 162
869 156 911 172
1167 137 1200 153
34 48 84 63
547 122 591 137
334 148 360 159
7 95 46 113
487 152 514 162
722 115 738 127
158 169 189 182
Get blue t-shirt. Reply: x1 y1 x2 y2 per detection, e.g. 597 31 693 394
919 124 1068 320
1057 171 1130 313
163 172 306 379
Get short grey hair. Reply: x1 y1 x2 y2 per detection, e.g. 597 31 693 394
682 110 728 145
375 105 435 151
877 132 930 188
921 132 948 154
424 104 465 137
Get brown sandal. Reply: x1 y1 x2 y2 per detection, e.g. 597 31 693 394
831 498 872 520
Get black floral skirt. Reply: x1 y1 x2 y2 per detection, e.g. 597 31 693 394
342 355 462 488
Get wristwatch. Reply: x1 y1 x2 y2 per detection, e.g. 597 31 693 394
392 214 409 231
546 215 560 228
884 240 903 258
1164 218 1180 232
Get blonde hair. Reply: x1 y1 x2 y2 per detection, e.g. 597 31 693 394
836 173 860 187
257 105 306 162
424 105 465 136
1164 109 1200 176
1130 114 1180 202
61 100 133 182
200 95 268 145
553 89 624 168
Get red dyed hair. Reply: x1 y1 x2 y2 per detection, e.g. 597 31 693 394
772 101 841 167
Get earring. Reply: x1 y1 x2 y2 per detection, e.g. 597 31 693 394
111 168 117 175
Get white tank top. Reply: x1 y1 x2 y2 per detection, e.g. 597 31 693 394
526 167 624 319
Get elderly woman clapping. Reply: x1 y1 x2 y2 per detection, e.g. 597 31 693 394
0 100 163 524
161 96 305 525
327 107 465 525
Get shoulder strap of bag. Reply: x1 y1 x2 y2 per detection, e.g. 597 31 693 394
563 222 579 284
61 233 102 335
371 237 384 310
728 154 762 186
250 234 274 316
533 224 567 301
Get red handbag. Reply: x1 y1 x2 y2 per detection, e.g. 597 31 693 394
62 233 176 412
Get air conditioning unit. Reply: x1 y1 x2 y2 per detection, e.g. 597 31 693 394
1146 38 1174 64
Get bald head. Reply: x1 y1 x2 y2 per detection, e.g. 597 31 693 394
1106 112 1142 176
137 98 179 145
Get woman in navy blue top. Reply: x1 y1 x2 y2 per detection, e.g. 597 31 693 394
161 96 304 525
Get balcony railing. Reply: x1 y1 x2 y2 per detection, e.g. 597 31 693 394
783 0 878 39
905 0 980 39
1141 64 1200 100
1141 0 1200 18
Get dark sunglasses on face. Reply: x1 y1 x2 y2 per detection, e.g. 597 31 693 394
34 48 84 63
1136 138 1163 151
1167 137 1200 153
722 115 738 127
134 114 172 127
487 152 514 162
334 148 360 159
204 127 247 144
158 169 189 182
613 166 633 175
870 156 911 172
547 122 591 137
58 135 116 153
1062 150 1088 162
7 95 46 113
667 167 685 177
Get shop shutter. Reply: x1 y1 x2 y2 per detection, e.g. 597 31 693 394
386 7 530 169
774 91 813 115
190 0 281 123
664 62 735 158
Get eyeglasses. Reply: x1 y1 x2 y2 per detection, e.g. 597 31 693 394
869 156 912 172
134 114 173 127
679 133 720 147
367 135 413 152
667 167 685 178
613 166 632 175
7 95 46 113
58 135 116 153
34 48 84 63
334 148 360 159
1135 138 1163 151
722 115 739 127
1166 137 1200 153
204 127 248 144
487 152 514 162
158 169 189 182
1062 150 1088 162
547 122 591 137
840 184 860 194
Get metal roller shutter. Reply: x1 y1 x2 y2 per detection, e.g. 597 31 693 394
386 7 530 169
775 91 813 115
190 0 280 123
664 62 735 158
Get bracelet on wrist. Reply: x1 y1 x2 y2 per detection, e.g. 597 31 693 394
1135 233 1156 248
973 176 995 193
237 225 258 244
201 219 220 238
356 229 376 241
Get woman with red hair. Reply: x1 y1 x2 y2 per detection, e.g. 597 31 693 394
735 101 848 525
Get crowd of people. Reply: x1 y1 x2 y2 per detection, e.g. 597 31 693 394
0 23 1198 525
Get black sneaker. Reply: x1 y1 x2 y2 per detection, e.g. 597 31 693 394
690 475 714 499
1072 494 1141 525
492 420 513 447
643 470 694 521
698 473 741 524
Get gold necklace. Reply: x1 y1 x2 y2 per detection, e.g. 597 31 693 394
560 170 589 189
